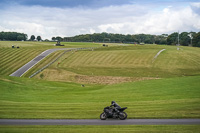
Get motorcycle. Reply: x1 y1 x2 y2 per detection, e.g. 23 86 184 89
100 106 128 120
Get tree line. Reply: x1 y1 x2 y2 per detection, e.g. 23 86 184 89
0 32 42 41
0 32 28 41
30 35 42 41
1 31 199 47
52 32 167 44
167 32 200 47
52 31 200 47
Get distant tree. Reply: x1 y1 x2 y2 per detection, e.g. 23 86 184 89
30 35 35 41
52 37 56 41
192 32 200 47
0 32 27 41
0 32 4 40
124 34 133 43
188 32 196 46
24 34 28 41
56 36 63 41
144 38 152 44
162 34 168 37
180 32 190 46
155 35 167 45
167 32 178 45
37 36 42 41
49 31 200 46
17 35 24 41
44 39 49 41
134 34 144 43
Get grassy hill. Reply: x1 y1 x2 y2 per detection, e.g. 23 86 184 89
34 45 200 84
0 41 200 120
0 42 200 119
0 41 200 132
0 41 100 76
0 75 199 119
1 41 199 82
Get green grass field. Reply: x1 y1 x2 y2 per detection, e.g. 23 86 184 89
1 125 200 133
0 75 199 119
0 41 200 132
0 42 200 119
0 41 101 76
34 45 200 84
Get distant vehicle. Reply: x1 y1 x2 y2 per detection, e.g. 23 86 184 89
100 106 128 120
102 44 108 47
55 41 64 46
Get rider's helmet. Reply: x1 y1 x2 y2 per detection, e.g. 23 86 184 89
111 101 115 104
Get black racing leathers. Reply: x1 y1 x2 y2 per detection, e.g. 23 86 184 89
110 102 121 113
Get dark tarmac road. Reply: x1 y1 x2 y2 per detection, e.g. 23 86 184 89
0 119 200 125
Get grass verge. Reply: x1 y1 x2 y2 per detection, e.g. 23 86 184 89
0 125 200 133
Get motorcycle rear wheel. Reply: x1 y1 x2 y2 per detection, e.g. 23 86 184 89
119 112 127 120
100 112 107 120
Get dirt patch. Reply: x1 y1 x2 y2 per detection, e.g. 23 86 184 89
35 68 159 85
75 75 158 85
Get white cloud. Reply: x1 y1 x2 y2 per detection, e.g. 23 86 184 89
191 2 200 8
0 2 200 39
96 3 200 35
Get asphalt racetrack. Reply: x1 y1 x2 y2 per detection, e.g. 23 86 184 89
9 47 97 77
10 48 76 77
0 119 200 125
9 48 74 77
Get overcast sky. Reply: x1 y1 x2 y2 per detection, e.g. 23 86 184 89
0 0 200 39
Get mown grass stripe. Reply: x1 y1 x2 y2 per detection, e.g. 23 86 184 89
0 48 13 58
0 49 35 69
99 52 113 65
0 53 28 74
0 49 25 64
3 50 42 75
93 52 107 66
0 48 43 75
0 49 31 63
78 52 92 66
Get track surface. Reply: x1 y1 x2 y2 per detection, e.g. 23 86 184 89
9 48 73 77
0 119 200 125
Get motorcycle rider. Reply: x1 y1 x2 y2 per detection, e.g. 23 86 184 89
110 101 121 114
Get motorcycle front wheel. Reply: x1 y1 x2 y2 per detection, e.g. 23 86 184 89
119 112 127 120
100 112 107 120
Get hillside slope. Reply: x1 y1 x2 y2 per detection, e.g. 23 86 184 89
35 45 200 84
0 41 100 76
0 75 199 119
